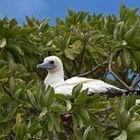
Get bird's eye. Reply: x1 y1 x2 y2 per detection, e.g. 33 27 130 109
49 60 54 64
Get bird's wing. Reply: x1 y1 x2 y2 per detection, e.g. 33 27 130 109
81 78 125 96
54 77 125 96
53 77 89 95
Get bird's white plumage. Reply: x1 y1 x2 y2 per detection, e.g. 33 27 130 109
53 77 124 95
39 56 125 96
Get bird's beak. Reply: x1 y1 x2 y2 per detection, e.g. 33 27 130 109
37 62 55 70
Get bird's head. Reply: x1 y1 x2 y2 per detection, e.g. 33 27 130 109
37 56 63 73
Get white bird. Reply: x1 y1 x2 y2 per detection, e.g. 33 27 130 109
37 56 127 96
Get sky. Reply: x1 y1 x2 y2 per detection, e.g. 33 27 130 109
0 0 140 25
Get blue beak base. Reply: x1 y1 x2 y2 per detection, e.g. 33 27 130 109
37 62 55 70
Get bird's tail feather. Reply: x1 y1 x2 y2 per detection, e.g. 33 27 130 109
88 88 140 98
125 90 140 95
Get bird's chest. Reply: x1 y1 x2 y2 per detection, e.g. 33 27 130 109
44 76 64 88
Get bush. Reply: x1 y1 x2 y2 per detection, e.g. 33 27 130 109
0 3 140 140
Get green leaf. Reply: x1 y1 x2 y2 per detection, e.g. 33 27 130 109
124 20 139 42
65 100 72 111
9 18 18 26
64 48 75 60
73 112 84 129
46 40 53 46
114 130 127 140
77 89 88 104
14 113 26 140
79 109 91 125
92 47 108 57
43 86 55 108
39 19 49 30
9 77 15 94
114 21 124 40
39 107 48 119
9 44 24 56
0 38 6 48
0 59 7 67
47 113 54 131
104 129 121 138
117 111 131 130
72 83 82 99
50 103 65 112
54 94 71 111
127 121 140 135
131 37 140 48
28 122 42 136
73 126 83 140
21 27 37 34
52 116 62 133
29 34 42 42
88 101 107 111
83 126 95 140
130 135 140 140
123 48 131 67
26 90 36 108
0 95 13 105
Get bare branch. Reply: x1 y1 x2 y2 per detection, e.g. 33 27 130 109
77 58 108 77
108 54 130 90
78 65 101 77
64 65 72 78
77 41 87 74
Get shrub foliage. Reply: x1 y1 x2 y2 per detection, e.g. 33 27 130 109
0 4 140 140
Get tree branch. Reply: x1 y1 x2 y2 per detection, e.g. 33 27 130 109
108 54 130 90
64 64 71 78
77 41 87 74
78 65 101 77
78 58 108 77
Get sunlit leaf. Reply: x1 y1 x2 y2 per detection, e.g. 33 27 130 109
114 130 127 140
0 38 6 48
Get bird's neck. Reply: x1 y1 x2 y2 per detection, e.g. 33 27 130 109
44 70 64 87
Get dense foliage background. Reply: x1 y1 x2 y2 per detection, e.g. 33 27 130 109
0 4 140 140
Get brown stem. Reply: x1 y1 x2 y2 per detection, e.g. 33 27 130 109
108 54 130 90
63 65 71 78
78 58 108 77
78 65 101 77
78 41 87 74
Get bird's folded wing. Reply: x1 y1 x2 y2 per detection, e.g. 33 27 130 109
54 77 125 95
